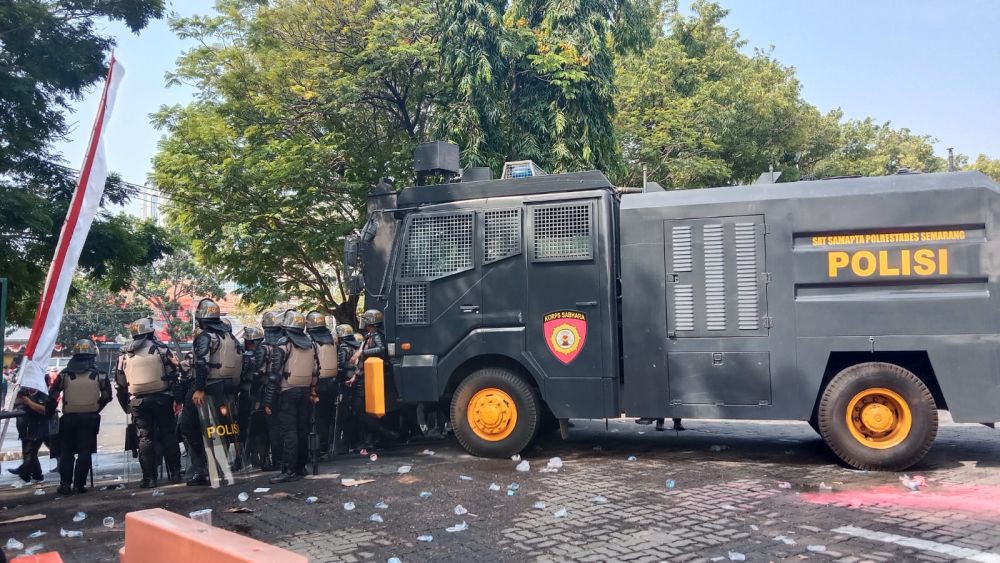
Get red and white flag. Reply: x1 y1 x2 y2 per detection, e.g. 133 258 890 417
18 56 125 392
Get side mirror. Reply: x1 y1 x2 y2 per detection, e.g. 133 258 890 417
346 273 363 296
343 234 360 275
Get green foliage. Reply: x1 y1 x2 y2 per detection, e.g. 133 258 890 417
0 0 167 325
966 154 1000 183
811 118 946 178
58 278 152 347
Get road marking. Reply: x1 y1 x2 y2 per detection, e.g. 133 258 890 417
833 525 1000 563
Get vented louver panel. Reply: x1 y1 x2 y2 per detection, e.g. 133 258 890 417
532 203 593 261
397 284 428 325
401 213 473 279
671 225 693 272
673 284 695 331
734 222 760 330
484 209 521 263
703 224 726 331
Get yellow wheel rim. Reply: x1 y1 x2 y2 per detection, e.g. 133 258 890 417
845 387 912 449
467 387 518 442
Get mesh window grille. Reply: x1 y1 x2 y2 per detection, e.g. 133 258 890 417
532 204 592 261
397 284 428 325
484 209 521 263
401 213 473 279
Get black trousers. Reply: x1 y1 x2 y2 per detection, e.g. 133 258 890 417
133 394 181 480
179 382 231 476
58 412 100 488
277 386 311 472
315 378 337 452
19 439 44 481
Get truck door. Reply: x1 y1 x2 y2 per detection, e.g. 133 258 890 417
392 210 482 355
664 215 771 407
525 198 616 417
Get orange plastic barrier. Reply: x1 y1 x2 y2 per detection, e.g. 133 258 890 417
119 508 307 563
11 554 64 563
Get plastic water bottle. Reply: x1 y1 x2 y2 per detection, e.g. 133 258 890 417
103 517 115 528
238 492 249 502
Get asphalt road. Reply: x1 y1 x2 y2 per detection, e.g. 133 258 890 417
0 414 998 562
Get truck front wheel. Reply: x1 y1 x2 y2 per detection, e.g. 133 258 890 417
451 367 541 458
817 362 938 471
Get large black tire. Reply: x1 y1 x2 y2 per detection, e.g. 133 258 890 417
451 367 540 458
817 362 937 471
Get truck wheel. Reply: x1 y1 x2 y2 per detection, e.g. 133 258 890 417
817 362 937 471
451 368 540 458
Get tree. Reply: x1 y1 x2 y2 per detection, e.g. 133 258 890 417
810 118 945 178
58 278 152 347
0 1 168 325
967 154 1000 182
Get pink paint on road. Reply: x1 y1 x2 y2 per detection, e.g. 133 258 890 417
801 485 1000 518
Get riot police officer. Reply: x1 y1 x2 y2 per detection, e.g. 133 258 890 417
179 298 243 486
48 338 112 495
306 311 338 456
260 311 284 470
239 326 268 468
116 318 184 488
264 310 319 483
350 309 398 447
334 324 359 453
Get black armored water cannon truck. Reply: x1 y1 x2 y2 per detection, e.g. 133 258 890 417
344 141 1000 471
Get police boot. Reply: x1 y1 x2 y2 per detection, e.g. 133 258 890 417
186 473 209 486
140 477 157 489
167 473 182 485
57 484 72 495
268 471 300 484
74 485 89 494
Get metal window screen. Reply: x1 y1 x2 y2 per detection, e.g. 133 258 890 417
532 204 592 261
397 284 428 325
401 213 473 279
484 209 521 263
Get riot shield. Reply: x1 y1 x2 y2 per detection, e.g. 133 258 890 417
196 390 244 488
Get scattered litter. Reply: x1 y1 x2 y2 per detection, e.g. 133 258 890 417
397 475 420 485
900 474 926 491
709 445 730 452
24 544 43 555
533 501 547 509
189 509 212 526
397 466 412 474
506 483 520 497
627 455 637 461
101 484 125 491
592 495 607 504
342 501 355 511
73 512 87 523
342 479 376 487
360 449 368 456
151 489 165 497
388 558 401 563
459 475 473 481
419 449 435 456
307 496 320 505
369 514 383 523
446 521 468 533
777 481 792 489
28 531 45 539
638 431 645 435
224 507 254 514
304 473 343 481
454 505 468 516
750 525 759 531
253 487 270 494
711 558 725 562
419 491 432 498
807 545 826 552
5 538 23 550
264 492 292 500
0 514 46 525
33 489 45 496
511 454 521 462
665 479 676 489
592 446 603 452
369 454 378 462
818 482 833 491
553 508 567 518
10 483 24 490
515 460 530 472
774 535 796 545
238 492 249 502
489 483 501 492
375 501 389 510
59 528 83 538
417 534 433 542
727 552 745 561
546 457 563 470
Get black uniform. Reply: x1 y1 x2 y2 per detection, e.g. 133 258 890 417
334 336 359 453
308 326 338 454
355 329 398 447
48 357 112 493
115 337 184 485
11 387 49 482
239 342 269 468
263 330 318 479
261 327 284 469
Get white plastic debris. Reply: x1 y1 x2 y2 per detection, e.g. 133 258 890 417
515 460 530 472
60 528 83 538
807 545 826 552
388 558 402 563
397 465 412 474
777 481 792 489
253 487 271 493
665 479 676 489
369 453 378 461
900 474 926 491
818 482 833 491
28 531 46 539
24 544 43 555
533 501 547 509
459 475 473 481
710 445 730 452
417 534 433 542
5 538 24 550
103 517 115 528
546 457 563 469
419 449 435 456
306 496 319 504
33 489 45 496
489 483 501 492
72 512 87 523
446 521 468 533
151 489 165 497
728 552 745 561
343 502 355 511
369 513 384 523
592 495 607 504
553 508 567 518
774 535 796 545
627 455 637 461
375 501 389 509
238 492 249 502
454 504 468 516
510 454 521 462
419 491 432 498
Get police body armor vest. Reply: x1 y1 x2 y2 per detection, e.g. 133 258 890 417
124 345 168 396
208 332 241 385
63 371 102 414
317 343 338 379
284 344 315 388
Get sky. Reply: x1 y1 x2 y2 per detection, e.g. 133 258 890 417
53 0 1000 189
